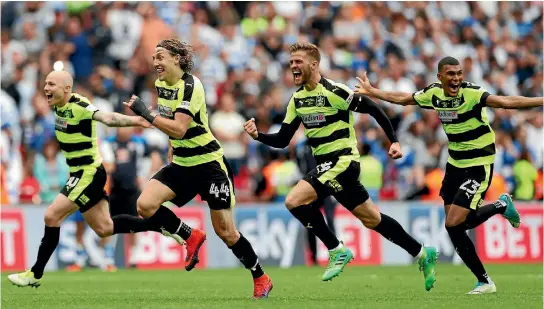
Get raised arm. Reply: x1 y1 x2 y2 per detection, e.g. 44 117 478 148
485 95 543 109
355 72 416 106
93 110 150 128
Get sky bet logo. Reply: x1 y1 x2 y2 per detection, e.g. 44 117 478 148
301 113 326 126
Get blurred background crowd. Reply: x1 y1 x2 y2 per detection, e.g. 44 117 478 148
1 1 543 206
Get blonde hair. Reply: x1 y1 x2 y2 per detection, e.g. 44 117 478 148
289 42 320 62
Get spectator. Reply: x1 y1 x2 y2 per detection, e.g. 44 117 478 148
33 139 69 204
209 92 247 176
359 143 383 202
28 94 55 154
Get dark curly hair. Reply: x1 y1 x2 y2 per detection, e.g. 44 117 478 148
156 38 194 73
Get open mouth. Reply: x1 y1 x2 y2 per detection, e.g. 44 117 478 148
449 83 459 93
156 67 165 74
293 70 302 82
45 94 53 102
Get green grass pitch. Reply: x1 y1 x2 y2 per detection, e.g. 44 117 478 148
2 264 542 309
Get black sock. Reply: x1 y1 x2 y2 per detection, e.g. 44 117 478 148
463 200 507 230
228 233 264 279
148 205 192 239
112 214 160 234
446 225 490 283
307 230 318 265
373 213 422 257
31 226 60 279
289 205 340 250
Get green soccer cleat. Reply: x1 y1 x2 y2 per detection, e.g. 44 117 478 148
499 193 520 228
322 243 353 281
8 270 41 288
418 246 438 291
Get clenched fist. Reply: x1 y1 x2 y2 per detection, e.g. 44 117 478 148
388 142 403 159
243 118 258 139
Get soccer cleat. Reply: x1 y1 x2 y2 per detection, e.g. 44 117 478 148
103 264 117 272
65 264 82 272
184 228 206 271
418 246 438 291
467 282 497 294
8 270 41 288
253 273 273 299
322 243 353 281
499 193 520 228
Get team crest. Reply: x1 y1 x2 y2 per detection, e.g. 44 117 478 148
316 95 326 107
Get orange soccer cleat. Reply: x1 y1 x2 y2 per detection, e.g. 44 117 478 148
253 273 273 299
184 228 206 271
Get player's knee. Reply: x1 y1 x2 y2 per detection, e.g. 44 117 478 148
44 208 63 227
445 216 464 227
285 194 301 210
361 212 381 229
214 226 240 246
352 201 380 228
93 219 114 238
137 197 158 218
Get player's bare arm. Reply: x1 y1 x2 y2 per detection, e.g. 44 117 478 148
93 110 151 128
485 94 543 109
123 94 191 139
354 72 416 106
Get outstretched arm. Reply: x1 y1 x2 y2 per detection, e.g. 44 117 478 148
244 117 301 148
485 95 543 109
93 111 150 128
355 73 417 106
348 95 399 144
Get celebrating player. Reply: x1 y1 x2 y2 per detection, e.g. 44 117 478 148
244 42 438 291
8 70 165 288
123 39 273 299
354 56 543 294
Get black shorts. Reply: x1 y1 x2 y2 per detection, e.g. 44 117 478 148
303 156 369 211
110 189 139 217
61 165 108 213
440 163 494 210
152 157 235 210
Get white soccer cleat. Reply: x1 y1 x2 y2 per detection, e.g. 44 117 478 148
467 282 497 294
8 270 41 288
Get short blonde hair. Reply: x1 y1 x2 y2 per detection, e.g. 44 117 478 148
289 42 320 62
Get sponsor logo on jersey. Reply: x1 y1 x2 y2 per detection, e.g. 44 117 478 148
55 117 68 131
156 87 179 101
158 105 174 118
301 113 326 126
437 110 458 122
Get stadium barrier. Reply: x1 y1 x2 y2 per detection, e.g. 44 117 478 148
1 202 541 272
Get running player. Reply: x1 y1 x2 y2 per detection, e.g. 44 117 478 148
124 39 273 299
8 70 167 288
354 56 543 294
244 42 437 291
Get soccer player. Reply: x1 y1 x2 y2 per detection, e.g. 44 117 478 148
124 39 273 299
8 70 166 288
243 42 438 291
354 56 543 294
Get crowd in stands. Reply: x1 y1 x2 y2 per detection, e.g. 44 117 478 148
1 1 542 206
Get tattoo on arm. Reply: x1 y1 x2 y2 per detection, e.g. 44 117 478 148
94 111 137 127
